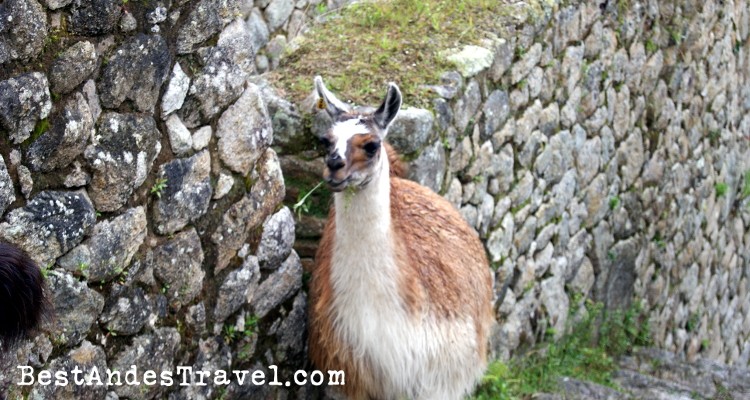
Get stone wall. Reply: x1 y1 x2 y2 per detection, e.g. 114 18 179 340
0 0 347 398
280 0 750 368
1 0 749 398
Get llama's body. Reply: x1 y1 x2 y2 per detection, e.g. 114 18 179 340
308 77 493 399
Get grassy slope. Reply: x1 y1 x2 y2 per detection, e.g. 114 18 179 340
268 0 539 108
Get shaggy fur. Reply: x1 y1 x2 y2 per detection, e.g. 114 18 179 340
0 242 47 350
309 175 493 399
308 77 493 399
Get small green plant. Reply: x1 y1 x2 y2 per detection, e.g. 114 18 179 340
40 264 51 279
114 266 128 284
645 39 658 54
25 118 49 146
609 196 621 210
293 181 324 218
473 361 512 400
315 3 327 14
244 315 259 336
150 178 168 198
515 45 527 59
223 324 238 344
708 129 721 146
715 182 728 198
742 171 750 199
77 262 90 277
669 29 683 45
652 232 666 248
686 312 700 332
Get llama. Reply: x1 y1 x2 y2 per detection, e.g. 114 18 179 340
0 242 47 353
308 76 494 400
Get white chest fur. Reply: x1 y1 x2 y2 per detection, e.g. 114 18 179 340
328 159 483 400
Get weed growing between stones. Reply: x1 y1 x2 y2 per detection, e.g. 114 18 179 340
150 177 168 198
292 180 325 218
742 171 750 199
715 182 728 198
473 298 651 399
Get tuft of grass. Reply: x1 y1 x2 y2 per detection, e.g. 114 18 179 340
268 0 525 108
77 262 90 278
652 232 666 248
708 129 721 146
223 324 238 344
244 315 259 335
609 196 620 210
40 264 51 279
23 118 49 147
473 299 651 399
715 182 728 198
742 171 750 199
150 178 168 198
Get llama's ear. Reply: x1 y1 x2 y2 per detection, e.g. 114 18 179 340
314 76 350 118
373 82 402 133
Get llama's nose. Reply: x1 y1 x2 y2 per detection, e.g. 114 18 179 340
326 154 345 171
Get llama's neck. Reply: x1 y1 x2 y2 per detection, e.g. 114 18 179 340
333 155 392 242
329 154 405 363
330 154 398 302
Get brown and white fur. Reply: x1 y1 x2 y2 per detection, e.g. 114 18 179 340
308 77 494 400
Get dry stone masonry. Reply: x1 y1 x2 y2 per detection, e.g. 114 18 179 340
0 0 748 398
0 0 339 398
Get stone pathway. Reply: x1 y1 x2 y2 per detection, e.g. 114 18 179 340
537 348 750 400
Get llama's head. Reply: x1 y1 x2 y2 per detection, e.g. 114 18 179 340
314 76 401 192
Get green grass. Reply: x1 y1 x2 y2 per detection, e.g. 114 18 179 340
740 171 750 199
473 299 651 399
715 182 728 198
268 0 535 108
21 118 49 147
608 196 620 210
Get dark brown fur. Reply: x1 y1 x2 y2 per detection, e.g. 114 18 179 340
0 242 47 351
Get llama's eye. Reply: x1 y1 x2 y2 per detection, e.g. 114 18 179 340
363 141 380 157
319 136 332 148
